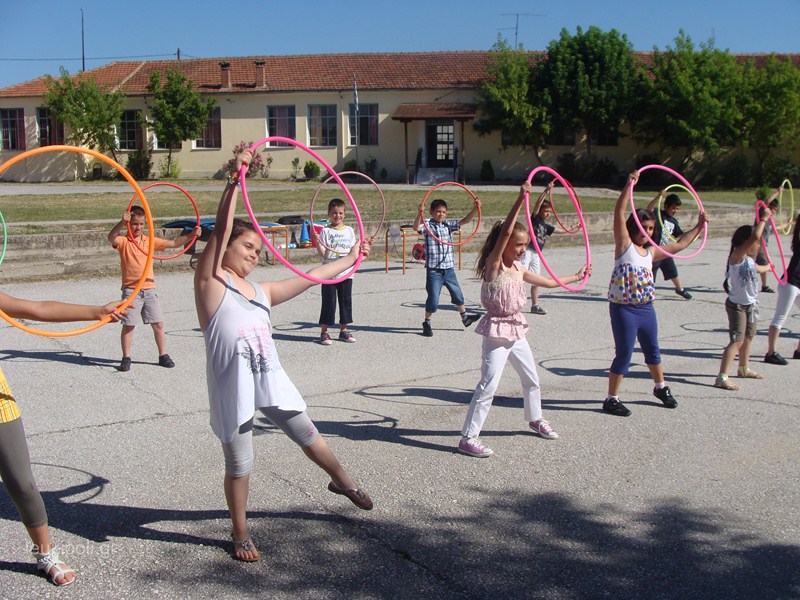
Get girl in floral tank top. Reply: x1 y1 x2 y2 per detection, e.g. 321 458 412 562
603 171 707 418
458 181 591 458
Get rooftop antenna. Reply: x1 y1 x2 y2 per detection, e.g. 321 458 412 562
500 12 545 48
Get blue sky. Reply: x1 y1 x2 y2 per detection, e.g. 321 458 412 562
1 0 797 89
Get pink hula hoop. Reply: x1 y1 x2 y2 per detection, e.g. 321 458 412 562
128 182 200 260
755 200 788 286
629 165 707 259
240 137 365 285
524 166 591 291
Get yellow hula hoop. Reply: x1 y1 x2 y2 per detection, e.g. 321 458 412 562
0 145 154 337
778 179 795 236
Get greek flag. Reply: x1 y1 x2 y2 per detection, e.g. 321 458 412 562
353 77 359 114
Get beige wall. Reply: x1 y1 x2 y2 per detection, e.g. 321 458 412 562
3 89 799 183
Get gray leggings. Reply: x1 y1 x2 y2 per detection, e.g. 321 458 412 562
0 417 48 528
222 407 319 477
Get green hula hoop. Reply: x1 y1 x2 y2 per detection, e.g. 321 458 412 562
0 209 6 266
778 179 795 236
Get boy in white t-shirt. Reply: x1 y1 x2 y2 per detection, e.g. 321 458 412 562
314 199 358 345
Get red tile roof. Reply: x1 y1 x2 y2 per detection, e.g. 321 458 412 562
1 51 796 98
0 51 508 97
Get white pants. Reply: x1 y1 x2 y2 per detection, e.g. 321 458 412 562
770 282 800 330
521 247 541 274
461 336 542 438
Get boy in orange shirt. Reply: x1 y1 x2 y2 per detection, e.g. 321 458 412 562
107 206 199 371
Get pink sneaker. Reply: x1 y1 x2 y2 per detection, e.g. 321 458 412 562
458 436 494 457
529 419 559 439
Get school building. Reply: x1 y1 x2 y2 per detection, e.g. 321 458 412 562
0 51 797 183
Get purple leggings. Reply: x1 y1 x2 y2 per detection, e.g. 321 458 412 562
609 302 661 375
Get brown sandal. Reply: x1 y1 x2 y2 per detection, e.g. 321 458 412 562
328 481 374 510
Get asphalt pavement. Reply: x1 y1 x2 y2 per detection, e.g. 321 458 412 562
0 237 798 599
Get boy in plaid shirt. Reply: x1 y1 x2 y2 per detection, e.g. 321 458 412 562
413 197 481 337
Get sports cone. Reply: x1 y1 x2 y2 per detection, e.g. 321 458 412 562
298 220 312 247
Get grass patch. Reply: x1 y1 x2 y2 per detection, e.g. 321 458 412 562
0 180 760 233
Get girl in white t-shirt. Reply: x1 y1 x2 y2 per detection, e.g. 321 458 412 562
714 215 772 390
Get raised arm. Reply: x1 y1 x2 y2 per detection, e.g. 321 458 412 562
730 210 768 265
646 189 665 213
107 212 130 247
614 171 638 257
194 150 252 287
412 198 425 231
532 180 554 216
459 196 481 226
483 182 531 282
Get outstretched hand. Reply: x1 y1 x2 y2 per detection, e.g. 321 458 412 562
100 301 126 322
353 238 372 258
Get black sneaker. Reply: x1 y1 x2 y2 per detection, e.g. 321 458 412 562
119 357 131 372
675 289 693 300
764 352 788 366
794 350 800 360
462 313 480 328
422 321 433 337
762 285 775 293
158 354 175 368
653 386 678 408
602 398 631 417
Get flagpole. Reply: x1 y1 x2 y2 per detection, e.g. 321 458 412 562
353 74 359 170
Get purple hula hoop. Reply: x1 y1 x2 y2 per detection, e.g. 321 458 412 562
524 166 591 291
629 165 707 259
755 200 788 286
240 137 365 285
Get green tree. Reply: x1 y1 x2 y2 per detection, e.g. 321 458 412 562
632 32 742 167
538 26 639 159
147 69 216 177
43 67 124 161
739 55 800 183
474 37 550 162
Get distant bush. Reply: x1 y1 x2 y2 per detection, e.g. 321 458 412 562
763 155 800 187
126 148 152 180
480 159 495 181
158 157 180 179
303 160 321 180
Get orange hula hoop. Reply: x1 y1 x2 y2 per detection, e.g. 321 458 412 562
420 182 482 246
127 182 200 260
0 145 155 337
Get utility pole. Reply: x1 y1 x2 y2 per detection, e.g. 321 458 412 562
500 12 545 48
81 7 85 72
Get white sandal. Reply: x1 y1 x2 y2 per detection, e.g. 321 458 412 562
32 547 76 586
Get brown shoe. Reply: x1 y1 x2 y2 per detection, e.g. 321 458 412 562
327 481 373 510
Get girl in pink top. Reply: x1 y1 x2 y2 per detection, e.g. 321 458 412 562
458 182 591 458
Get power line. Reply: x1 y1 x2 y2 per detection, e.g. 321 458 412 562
0 53 178 62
